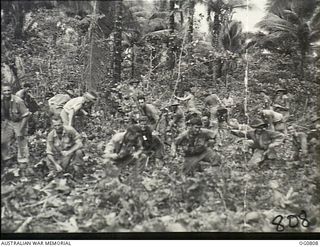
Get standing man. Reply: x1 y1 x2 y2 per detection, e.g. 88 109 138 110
16 83 39 113
16 83 39 135
60 91 97 127
1 83 31 164
222 92 235 118
46 116 84 178
171 117 220 175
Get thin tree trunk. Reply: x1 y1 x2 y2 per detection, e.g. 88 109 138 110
179 0 184 24
87 0 97 91
168 0 175 70
187 0 194 43
14 2 25 39
113 0 123 84
131 44 135 79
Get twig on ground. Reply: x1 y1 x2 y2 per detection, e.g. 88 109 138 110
15 217 33 233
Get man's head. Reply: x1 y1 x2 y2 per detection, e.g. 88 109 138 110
83 91 98 103
137 95 146 106
125 125 142 143
201 116 210 127
276 87 287 95
51 116 64 133
259 89 267 96
250 118 268 134
23 83 32 92
129 79 140 88
170 101 179 111
65 89 74 97
188 117 202 134
1 83 12 99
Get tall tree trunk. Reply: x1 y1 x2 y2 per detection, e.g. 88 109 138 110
179 0 184 24
13 2 25 39
131 44 136 79
113 0 123 85
187 0 194 43
168 0 175 70
87 0 98 91
213 12 221 49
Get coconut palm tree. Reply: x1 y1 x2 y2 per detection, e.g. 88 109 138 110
205 0 248 49
257 2 320 78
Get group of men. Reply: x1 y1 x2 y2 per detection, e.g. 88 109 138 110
1 82 97 178
1 80 319 179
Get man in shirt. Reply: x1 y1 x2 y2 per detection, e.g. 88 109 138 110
136 95 160 130
48 89 74 117
260 109 285 132
16 83 39 135
160 101 186 143
222 92 235 117
46 116 84 178
231 119 285 167
259 89 272 110
1 83 31 164
103 125 144 168
60 91 97 127
174 90 199 115
204 93 222 127
273 87 290 121
171 117 220 175
16 83 39 113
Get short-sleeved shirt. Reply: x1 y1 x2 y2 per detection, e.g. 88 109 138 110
46 126 82 155
176 128 218 155
247 129 284 150
262 110 283 123
139 103 160 124
1 95 30 122
63 97 85 114
205 94 221 107
222 97 234 108
48 94 71 109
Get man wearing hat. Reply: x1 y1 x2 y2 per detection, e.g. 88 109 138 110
48 89 74 117
172 116 220 175
166 101 185 137
60 91 97 127
231 118 284 166
273 87 290 121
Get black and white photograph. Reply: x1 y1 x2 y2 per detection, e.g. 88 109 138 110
1 0 320 237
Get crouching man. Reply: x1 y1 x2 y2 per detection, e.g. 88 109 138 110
46 116 84 178
231 118 284 167
171 117 220 176
103 125 144 168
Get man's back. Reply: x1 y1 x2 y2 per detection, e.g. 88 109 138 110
49 94 71 108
